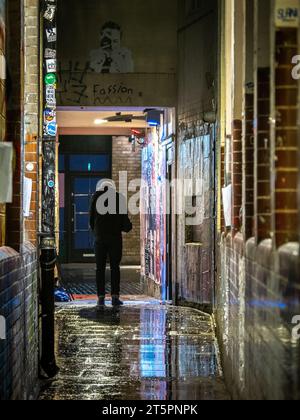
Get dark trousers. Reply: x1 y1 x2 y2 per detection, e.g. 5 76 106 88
95 236 123 297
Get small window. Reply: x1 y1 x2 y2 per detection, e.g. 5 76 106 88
185 196 202 244
69 155 110 172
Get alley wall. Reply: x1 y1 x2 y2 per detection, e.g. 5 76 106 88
0 0 40 400
215 0 300 400
57 0 178 108
0 0 6 247
176 0 219 310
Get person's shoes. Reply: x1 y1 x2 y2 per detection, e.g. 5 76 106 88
96 296 105 309
112 296 124 306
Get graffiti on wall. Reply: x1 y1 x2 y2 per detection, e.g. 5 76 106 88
89 21 134 74
56 61 136 106
57 0 177 106
93 82 134 105
140 131 167 287
56 61 90 105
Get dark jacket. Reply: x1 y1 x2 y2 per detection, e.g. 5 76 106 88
89 190 132 240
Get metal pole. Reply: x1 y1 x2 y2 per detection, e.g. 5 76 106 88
39 0 59 378
40 236 58 377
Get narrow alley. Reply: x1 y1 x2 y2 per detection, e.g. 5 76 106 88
0 0 300 403
39 302 229 401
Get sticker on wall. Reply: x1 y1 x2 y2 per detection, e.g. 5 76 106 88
45 121 57 137
44 108 56 124
44 5 56 22
46 59 56 73
275 0 299 27
45 85 56 108
48 180 55 189
26 163 35 172
45 48 56 59
0 54 6 80
45 73 57 85
23 177 33 218
46 27 57 43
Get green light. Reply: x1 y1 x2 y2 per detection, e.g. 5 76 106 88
88 163 92 172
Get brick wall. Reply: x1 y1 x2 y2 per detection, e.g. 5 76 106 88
5 0 22 250
112 136 141 265
232 120 242 233
244 92 254 239
5 0 39 248
0 0 6 247
23 0 39 246
0 0 40 400
275 28 298 246
0 1 6 246
256 68 271 242
0 243 39 400
215 1 300 400
216 234 300 400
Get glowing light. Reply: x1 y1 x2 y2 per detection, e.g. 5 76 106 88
148 121 159 127
94 119 108 125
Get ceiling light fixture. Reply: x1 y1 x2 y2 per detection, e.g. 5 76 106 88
94 119 108 125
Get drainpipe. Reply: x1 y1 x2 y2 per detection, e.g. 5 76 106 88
40 236 58 377
39 0 59 378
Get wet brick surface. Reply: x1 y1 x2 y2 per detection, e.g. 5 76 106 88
39 303 230 400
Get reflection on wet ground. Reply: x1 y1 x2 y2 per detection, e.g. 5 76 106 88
39 303 230 400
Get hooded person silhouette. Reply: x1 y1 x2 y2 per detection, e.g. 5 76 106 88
89 181 132 307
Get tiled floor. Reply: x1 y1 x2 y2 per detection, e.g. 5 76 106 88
60 264 142 298
39 302 230 400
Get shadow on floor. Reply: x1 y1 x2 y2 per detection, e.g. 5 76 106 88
79 306 121 326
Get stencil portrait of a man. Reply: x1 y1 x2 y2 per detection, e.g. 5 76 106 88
89 21 134 74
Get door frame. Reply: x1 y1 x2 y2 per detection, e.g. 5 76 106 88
66 172 110 263
166 162 173 301
208 124 217 308
165 139 175 302
58 135 113 264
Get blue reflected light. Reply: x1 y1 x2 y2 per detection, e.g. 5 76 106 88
139 308 167 379
250 299 287 310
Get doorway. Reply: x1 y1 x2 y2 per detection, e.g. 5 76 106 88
69 174 104 262
166 141 175 302
59 136 112 263
56 107 175 303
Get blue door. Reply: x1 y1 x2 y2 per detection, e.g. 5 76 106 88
71 176 100 261
65 153 111 262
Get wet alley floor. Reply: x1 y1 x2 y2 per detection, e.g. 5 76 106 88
39 301 230 400
60 265 142 299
